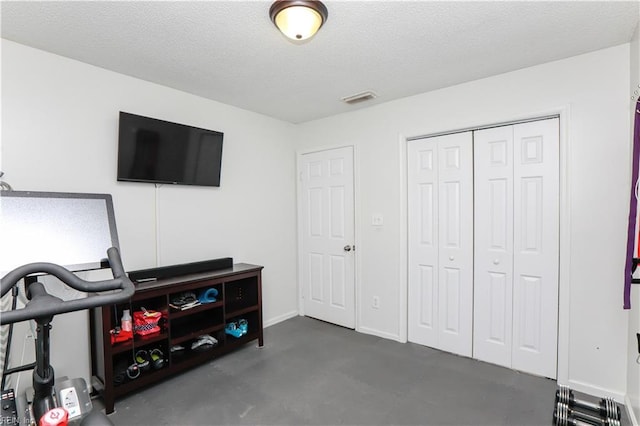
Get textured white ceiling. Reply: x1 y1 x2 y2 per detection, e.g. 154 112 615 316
2 1 639 123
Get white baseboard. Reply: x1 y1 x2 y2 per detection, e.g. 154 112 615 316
263 310 299 328
358 325 403 343
564 379 626 401
627 395 640 426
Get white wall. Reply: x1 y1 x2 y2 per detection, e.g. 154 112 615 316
1 40 299 392
627 21 640 425
296 44 631 399
1 37 636 403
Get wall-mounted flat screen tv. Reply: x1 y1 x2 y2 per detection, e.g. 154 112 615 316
117 112 223 187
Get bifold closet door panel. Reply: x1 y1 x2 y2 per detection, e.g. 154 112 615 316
473 118 559 378
473 126 515 368
437 133 474 356
408 137 440 348
408 132 473 356
511 118 559 379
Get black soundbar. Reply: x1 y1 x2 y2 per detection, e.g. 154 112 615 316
127 258 233 282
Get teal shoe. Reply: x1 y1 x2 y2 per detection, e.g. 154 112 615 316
225 322 243 338
238 319 248 336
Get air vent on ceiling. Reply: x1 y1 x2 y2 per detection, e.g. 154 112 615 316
341 90 378 105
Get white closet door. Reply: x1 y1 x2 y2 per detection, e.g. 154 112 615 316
437 135 474 356
473 126 515 368
474 118 559 379
408 138 440 348
408 132 473 356
511 118 559 379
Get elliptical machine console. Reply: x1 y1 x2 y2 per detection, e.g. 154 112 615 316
0 247 135 425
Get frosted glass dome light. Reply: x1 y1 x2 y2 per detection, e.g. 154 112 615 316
270 1 328 41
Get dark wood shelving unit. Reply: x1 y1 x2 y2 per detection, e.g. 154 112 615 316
90 263 263 414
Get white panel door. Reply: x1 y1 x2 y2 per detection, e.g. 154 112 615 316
437 136 474 356
474 118 559 379
408 138 439 348
473 126 515 368
408 132 473 356
299 147 355 329
511 118 559 378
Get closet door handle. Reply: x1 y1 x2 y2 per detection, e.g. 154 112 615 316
344 245 352 252
493 259 500 265
449 256 454 261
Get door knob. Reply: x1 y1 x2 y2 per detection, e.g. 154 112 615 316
493 259 500 265
344 245 352 252
449 256 454 261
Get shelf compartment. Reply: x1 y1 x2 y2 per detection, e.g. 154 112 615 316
224 310 260 342
170 324 224 346
170 345 222 367
169 284 223 312
110 332 168 355
108 302 166 332
170 309 224 341
107 303 167 350
225 305 258 320
170 300 223 319
112 341 169 391
130 296 168 315
224 278 258 314
170 329 225 365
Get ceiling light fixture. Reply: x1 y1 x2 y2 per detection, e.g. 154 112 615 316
269 0 328 41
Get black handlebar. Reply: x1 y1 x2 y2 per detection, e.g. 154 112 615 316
0 247 135 325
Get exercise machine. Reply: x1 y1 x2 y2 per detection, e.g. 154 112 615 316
0 191 134 425
1 247 134 425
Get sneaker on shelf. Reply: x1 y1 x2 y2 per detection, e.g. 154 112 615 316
225 322 243 338
238 319 248 336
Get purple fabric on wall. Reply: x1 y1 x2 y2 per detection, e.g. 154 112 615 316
624 97 640 310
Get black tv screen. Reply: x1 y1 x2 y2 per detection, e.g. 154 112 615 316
117 112 223 187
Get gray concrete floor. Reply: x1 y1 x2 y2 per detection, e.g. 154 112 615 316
106 316 564 425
